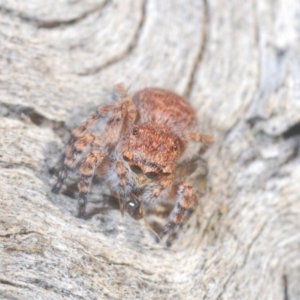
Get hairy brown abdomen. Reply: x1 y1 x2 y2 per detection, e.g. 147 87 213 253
133 88 196 134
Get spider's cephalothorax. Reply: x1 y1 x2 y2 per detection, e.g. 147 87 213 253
52 84 213 238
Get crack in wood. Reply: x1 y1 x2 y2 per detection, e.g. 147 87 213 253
184 0 209 98
214 224 265 299
216 269 237 300
283 274 289 300
77 0 148 76
28 278 86 299
0 103 68 138
283 122 300 139
0 230 42 238
242 224 265 267
0 278 28 289
0 0 109 29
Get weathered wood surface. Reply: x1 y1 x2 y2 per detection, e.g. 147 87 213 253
1 0 300 299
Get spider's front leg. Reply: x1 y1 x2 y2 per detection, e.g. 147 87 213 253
160 156 209 237
141 156 208 238
140 179 195 237
52 83 137 194
160 182 196 237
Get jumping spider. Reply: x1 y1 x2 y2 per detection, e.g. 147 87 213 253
52 84 213 238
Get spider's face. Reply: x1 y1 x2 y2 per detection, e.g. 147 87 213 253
121 123 183 181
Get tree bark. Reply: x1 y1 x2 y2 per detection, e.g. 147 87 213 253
1 0 300 299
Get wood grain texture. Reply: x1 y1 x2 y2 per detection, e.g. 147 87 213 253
1 0 300 299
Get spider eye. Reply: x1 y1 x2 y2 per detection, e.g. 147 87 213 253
130 164 142 174
132 128 138 135
173 145 178 151
145 172 159 180
162 172 171 177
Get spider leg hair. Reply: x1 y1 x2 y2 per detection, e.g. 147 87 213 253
52 83 137 194
160 182 195 237
77 150 105 218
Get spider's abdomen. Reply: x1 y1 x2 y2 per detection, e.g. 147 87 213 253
132 88 196 135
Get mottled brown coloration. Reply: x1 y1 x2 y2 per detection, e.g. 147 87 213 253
133 88 196 134
121 122 182 176
80 150 104 176
71 113 98 138
52 84 213 238
74 134 102 150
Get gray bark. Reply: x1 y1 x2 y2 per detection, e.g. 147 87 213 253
1 0 300 299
